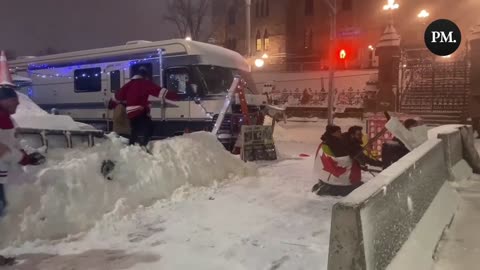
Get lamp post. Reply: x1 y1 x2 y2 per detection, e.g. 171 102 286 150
417 9 429 19
325 0 337 125
383 0 399 25
245 0 252 57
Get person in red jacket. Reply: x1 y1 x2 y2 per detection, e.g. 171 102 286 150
111 67 180 146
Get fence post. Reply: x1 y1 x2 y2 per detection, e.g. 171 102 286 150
469 24 480 128
431 62 435 111
376 23 401 112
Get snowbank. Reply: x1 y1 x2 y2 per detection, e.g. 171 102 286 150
0 132 255 248
12 92 96 131
14 92 48 117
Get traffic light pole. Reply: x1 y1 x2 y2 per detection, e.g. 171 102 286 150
326 0 337 125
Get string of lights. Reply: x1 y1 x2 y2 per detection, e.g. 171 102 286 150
27 54 161 79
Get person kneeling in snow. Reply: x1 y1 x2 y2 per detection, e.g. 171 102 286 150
312 125 382 197
0 87 45 265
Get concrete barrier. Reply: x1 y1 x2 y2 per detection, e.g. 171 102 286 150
327 126 479 270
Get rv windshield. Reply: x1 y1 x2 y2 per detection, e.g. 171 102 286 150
196 65 233 95
196 65 258 95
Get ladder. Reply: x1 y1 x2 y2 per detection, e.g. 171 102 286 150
211 77 250 135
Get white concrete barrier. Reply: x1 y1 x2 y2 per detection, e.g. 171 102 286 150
327 125 479 270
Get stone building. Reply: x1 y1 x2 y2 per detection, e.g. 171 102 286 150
210 0 480 71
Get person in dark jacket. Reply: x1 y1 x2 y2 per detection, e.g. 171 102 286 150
111 67 180 146
382 119 419 169
321 125 346 155
343 126 383 168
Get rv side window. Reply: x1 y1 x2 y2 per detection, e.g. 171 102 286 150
110 70 121 92
74 68 102 92
165 68 190 94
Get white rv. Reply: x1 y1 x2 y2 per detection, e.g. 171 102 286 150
10 39 267 150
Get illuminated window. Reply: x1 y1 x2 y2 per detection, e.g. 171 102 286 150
264 30 270 51
256 30 262 51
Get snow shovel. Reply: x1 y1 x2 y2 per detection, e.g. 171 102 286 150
101 160 116 181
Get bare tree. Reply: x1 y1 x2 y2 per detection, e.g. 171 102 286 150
164 0 210 41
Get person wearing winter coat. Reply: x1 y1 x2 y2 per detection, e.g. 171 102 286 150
312 125 382 197
343 126 383 169
382 119 419 169
312 125 361 197
0 87 45 266
111 66 180 146
0 87 46 214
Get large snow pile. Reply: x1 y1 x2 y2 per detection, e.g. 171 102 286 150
0 132 254 248
12 92 97 131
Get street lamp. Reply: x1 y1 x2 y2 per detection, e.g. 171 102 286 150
417 9 429 18
383 0 399 25
368 45 374 51
255 58 265 68
383 0 399 11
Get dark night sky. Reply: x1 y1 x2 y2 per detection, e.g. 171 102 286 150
0 0 186 56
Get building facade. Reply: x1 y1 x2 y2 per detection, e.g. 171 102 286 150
211 0 479 71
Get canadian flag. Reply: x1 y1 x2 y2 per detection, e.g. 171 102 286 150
313 143 361 186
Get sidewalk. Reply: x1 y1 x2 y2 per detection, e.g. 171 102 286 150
433 176 480 269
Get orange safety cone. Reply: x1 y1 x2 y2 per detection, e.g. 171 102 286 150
0 51 15 87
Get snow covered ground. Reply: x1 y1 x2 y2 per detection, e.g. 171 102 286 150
432 141 480 270
0 118 366 270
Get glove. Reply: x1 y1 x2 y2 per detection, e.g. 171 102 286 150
28 152 46 166
108 99 117 110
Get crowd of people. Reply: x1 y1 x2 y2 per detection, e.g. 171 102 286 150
312 119 418 197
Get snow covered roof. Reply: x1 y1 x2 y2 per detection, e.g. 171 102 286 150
377 24 401 48
10 39 250 72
